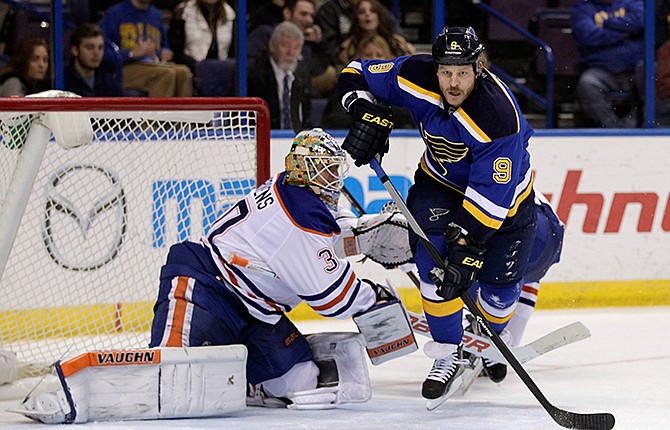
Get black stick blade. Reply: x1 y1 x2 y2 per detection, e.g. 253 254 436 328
550 408 615 430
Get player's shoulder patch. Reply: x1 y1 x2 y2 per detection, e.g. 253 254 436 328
275 174 340 236
397 54 442 97
458 71 521 140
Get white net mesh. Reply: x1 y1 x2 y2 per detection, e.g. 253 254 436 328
0 98 269 374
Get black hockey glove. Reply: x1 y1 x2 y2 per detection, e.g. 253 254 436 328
428 224 486 301
343 99 393 167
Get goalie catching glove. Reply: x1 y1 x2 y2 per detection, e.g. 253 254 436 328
339 204 412 269
342 95 393 166
428 223 486 301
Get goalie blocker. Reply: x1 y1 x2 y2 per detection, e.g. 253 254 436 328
353 281 418 365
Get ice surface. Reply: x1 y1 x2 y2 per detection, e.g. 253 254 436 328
1 307 668 429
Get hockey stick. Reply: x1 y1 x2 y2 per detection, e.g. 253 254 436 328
408 309 591 364
369 157 615 430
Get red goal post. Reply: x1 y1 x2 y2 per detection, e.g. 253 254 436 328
0 97 270 377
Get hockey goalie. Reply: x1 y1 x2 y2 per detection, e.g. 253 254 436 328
11 128 416 423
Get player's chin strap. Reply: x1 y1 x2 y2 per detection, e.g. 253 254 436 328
368 156 615 430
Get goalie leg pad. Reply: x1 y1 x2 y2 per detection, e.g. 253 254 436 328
261 360 319 399
300 332 372 407
249 333 371 410
9 345 247 424
353 298 418 365
0 350 19 384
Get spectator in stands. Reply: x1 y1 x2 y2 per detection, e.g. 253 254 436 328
98 0 193 97
248 22 312 130
322 33 413 129
571 0 644 127
0 37 50 97
248 0 336 97
248 0 285 33
64 23 122 97
315 0 359 64
337 0 415 69
168 0 236 73
652 0 670 126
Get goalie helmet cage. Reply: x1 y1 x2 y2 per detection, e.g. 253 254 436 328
0 97 270 376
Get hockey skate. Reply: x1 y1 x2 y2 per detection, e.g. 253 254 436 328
456 312 484 396
482 329 512 383
462 311 510 384
422 346 469 411
483 357 507 383
246 383 290 408
456 348 484 397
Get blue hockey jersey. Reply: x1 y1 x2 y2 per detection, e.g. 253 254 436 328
338 54 535 243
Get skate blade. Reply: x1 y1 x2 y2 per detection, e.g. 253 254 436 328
425 377 463 411
456 358 484 397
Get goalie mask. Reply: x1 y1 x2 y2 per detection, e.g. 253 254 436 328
432 26 485 73
285 128 349 210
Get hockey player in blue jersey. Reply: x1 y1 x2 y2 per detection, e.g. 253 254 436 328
149 128 416 409
337 26 538 401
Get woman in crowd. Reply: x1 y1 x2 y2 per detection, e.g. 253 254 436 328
323 33 414 129
336 0 414 70
0 37 50 97
168 0 236 72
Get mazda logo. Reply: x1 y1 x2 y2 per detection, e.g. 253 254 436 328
42 164 127 271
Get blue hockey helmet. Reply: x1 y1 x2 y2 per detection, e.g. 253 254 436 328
432 26 485 70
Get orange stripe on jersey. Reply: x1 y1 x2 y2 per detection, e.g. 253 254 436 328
310 272 356 312
522 284 539 295
274 179 334 237
222 262 282 311
166 276 190 347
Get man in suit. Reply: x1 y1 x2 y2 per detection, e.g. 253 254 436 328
248 21 312 130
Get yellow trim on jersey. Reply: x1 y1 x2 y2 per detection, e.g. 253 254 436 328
507 176 534 217
419 157 465 195
397 75 442 103
341 67 360 75
463 199 504 229
477 301 515 325
455 108 491 142
421 297 464 317
487 69 521 132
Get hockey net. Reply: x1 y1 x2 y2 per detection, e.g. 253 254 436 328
0 96 270 379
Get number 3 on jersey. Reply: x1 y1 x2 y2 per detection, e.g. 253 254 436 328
317 248 339 273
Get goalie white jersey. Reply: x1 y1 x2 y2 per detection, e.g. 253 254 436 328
202 173 377 324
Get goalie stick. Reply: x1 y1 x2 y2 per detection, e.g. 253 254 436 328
369 157 615 430
407 310 591 365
